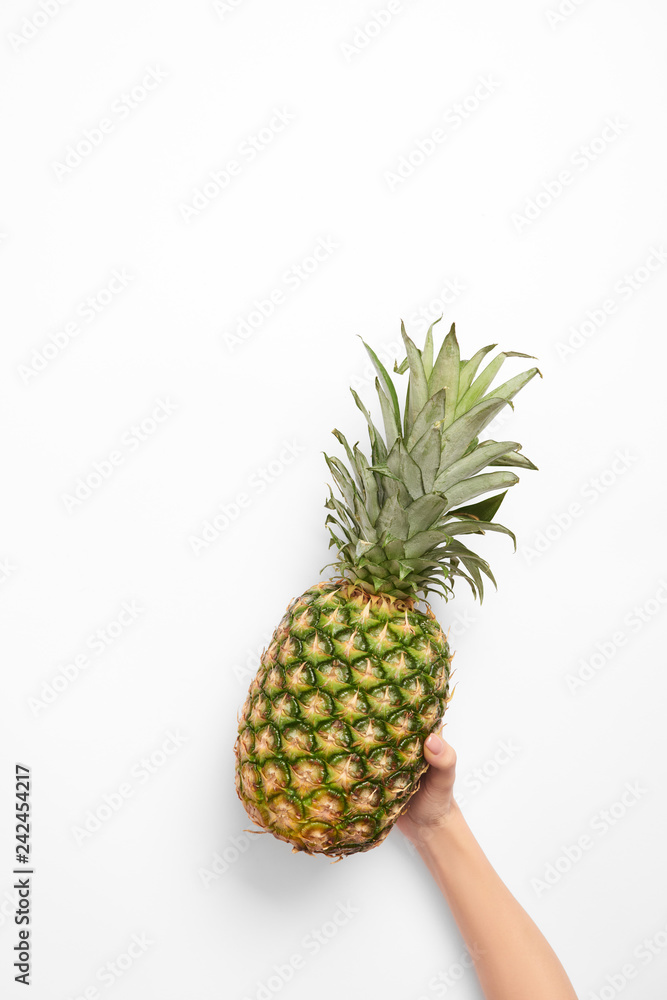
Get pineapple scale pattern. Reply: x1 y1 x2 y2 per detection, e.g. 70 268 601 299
235 581 451 857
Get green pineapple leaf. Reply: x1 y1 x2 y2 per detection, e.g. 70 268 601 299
400 321 429 429
428 323 459 427
438 397 510 471
442 471 519 511
458 343 497 397
405 388 447 451
489 451 538 470
456 350 535 414
443 518 517 550
487 365 542 404
374 378 401 450
434 440 524 493
361 338 401 429
422 317 440 378
409 427 442 494
447 490 509 523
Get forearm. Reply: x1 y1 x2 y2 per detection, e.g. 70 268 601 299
416 803 578 1000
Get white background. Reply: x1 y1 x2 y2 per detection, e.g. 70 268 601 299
1 1 667 998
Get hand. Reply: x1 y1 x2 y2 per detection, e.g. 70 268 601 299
397 732 458 848
396 732 579 1000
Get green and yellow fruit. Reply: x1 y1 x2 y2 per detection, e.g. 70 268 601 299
235 320 540 857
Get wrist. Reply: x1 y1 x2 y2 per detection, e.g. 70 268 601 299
413 799 468 859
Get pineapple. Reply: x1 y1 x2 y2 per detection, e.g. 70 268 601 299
235 320 540 857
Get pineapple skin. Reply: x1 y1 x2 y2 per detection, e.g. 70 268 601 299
235 580 451 857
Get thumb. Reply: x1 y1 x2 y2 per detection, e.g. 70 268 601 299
422 733 457 794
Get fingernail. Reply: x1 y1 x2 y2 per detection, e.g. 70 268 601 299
426 733 443 754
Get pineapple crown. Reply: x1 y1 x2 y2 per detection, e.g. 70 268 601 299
322 319 541 603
